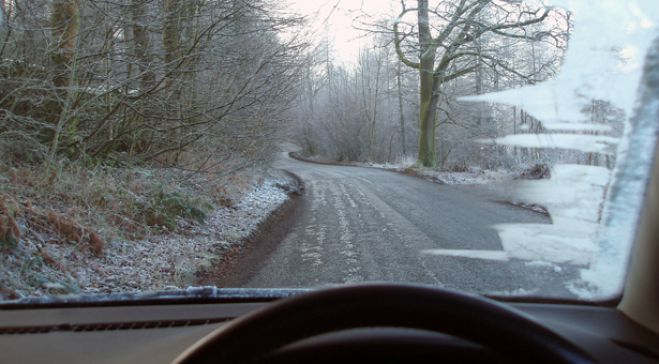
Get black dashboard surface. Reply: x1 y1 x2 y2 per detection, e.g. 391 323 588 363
0 301 658 363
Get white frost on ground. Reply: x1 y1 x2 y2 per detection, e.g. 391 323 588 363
420 168 514 185
357 162 405 170
0 174 294 297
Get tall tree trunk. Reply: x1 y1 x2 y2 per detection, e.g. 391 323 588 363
163 0 182 99
162 0 183 163
129 0 156 155
131 0 155 91
396 61 406 157
417 78 440 168
48 0 79 163
182 1 201 119
367 56 382 162
51 0 79 88
416 0 437 167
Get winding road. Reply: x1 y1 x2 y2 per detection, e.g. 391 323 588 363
222 151 580 298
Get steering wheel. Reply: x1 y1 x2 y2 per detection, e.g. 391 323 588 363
173 284 596 364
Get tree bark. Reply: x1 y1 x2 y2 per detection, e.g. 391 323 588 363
396 61 407 157
131 0 155 91
368 55 382 162
50 0 79 88
163 0 182 95
48 0 79 163
416 0 438 167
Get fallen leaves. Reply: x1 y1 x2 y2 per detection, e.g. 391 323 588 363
0 194 106 256
45 210 105 256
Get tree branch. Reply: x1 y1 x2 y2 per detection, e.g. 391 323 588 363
393 7 421 69
442 64 479 82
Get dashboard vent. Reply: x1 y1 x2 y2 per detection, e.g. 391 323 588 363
0 318 228 335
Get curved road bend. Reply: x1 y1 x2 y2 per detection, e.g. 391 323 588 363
223 152 579 298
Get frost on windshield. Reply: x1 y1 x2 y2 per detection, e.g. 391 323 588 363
463 0 658 299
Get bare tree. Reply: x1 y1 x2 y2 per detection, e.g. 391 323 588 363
392 0 565 167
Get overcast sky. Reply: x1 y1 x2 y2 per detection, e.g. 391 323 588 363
283 0 397 65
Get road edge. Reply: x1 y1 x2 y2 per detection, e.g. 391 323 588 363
195 170 305 287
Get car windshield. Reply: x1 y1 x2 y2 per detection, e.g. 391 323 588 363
0 0 657 303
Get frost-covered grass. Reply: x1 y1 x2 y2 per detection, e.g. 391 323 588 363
0 163 233 243
0 161 296 299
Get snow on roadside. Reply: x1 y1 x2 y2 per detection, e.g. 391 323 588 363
416 168 514 185
0 172 296 298
356 162 515 185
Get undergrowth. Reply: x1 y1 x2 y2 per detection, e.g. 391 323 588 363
0 159 242 254
0 153 279 298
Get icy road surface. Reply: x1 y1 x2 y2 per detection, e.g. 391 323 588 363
223 152 581 298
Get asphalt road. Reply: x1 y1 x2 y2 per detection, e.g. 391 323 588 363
224 152 580 298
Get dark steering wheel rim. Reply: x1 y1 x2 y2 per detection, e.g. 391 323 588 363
173 284 596 364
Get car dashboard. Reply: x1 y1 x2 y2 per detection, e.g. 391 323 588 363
0 291 658 364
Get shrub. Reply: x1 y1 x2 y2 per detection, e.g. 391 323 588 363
141 189 214 231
